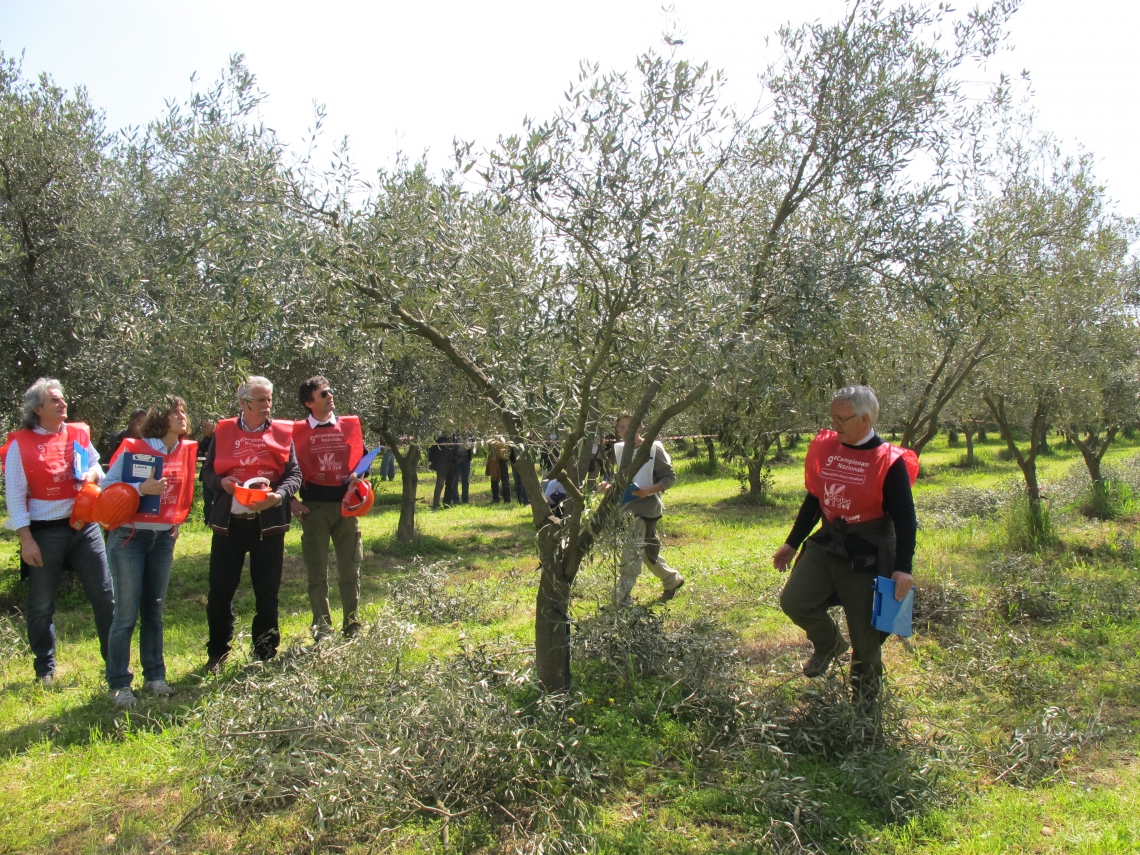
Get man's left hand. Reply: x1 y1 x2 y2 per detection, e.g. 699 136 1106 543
891 570 914 601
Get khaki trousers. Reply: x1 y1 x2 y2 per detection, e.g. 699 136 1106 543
615 515 683 606
299 500 363 633
779 539 886 693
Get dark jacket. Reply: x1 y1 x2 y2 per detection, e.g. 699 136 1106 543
786 434 917 575
202 421 302 537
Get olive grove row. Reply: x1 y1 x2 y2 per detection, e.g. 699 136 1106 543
2 0 1136 688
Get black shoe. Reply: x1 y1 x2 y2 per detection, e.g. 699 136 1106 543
801 633 848 678
659 579 684 602
204 653 229 675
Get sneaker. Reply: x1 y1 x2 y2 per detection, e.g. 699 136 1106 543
142 679 174 697
204 653 229 674
37 672 55 688
660 579 685 602
802 633 849 678
111 687 137 708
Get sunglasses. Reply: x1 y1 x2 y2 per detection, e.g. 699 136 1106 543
317 388 335 399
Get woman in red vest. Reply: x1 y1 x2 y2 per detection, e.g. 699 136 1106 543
1 378 114 686
772 386 918 704
102 397 197 707
201 376 300 671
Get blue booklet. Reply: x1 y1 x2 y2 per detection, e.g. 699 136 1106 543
620 482 640 505
122 451 163 515
872 576 914 637
72 441 90 481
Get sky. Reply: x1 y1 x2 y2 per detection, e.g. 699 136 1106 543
2 0 1138 215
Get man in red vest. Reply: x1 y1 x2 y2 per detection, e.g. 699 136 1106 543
292 376 365 638
772 386 918 703
201 376 301 670
2 378 114 686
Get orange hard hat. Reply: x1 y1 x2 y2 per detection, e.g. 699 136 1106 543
233 477 272 509
70 481 102 530
95 482 141 530
341 479 374 517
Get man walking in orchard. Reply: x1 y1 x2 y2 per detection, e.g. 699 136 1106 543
2 378 115 686
292 376 365 638
603 413 685 607
772 385 918 703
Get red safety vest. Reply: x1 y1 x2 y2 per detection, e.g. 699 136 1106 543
804 430 918 525
211 418 294 484
110 438 199 525
1 423 92 501
292 415 364 488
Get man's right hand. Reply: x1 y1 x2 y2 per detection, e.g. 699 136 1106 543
19 532 43 567
772 543 798 572
290 498 310 517
221 476 240 495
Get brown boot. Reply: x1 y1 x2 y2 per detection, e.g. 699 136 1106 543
801 633 848 678
204 652 229 675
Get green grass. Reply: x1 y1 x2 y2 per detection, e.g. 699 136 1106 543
0 433 1138 853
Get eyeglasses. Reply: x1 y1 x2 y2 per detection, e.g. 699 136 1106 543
242 396 273 405
830 413 860 427
318 388 335 399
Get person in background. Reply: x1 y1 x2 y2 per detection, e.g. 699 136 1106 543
202 376 300 671
102 396 197 707
2 378 114 686
453 423 475 504
429 430 457 510
510 443 528 506
379 445 397 482
486 439 511 504
111 408 148 452
544 477 568 519
772 385 918 704
198 419 217 525
291 376 364 639
600 413 684 607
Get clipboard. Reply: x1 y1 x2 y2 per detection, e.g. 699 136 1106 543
871 576 914 637
346 445 383 483
123 451 163 515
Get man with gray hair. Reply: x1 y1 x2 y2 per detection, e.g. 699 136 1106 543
772 385 918 704
201 376 300 671
1 378 114 686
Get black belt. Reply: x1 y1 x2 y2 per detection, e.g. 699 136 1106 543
29 517 73 531
230 512 258 521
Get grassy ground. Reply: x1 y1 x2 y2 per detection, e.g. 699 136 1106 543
0 432 1137 853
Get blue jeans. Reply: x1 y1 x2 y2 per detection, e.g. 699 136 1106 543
380 450 396 481
25 522 115 678
513 464 528 505
106 527 175 689
455 458 471 503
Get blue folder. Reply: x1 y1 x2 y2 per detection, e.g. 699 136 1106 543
871 576 914 637
72 441 90 481
346 445 383 483
620 482 640 505
122 451 163 515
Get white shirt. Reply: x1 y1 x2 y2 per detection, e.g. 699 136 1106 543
307 413 338 428
4 424 104 530
854 429 877 446
612 440 669 489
